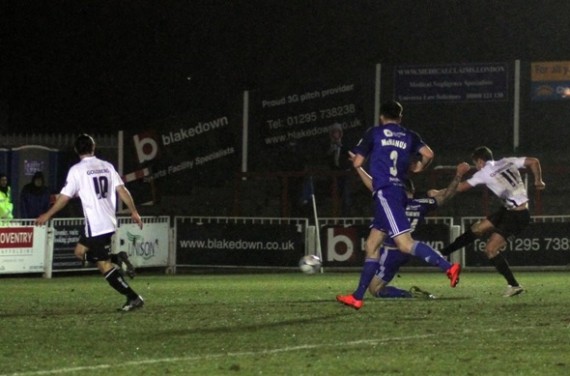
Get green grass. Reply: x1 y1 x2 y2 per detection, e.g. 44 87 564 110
1 271 570 376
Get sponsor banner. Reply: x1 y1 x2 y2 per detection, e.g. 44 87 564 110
530 61 570 101
115 221 169 267
249 80 366 171
52 220 84 270
176 221 305 266
464 221 570 267
321 222 451 267
394 63 509 103
0 226 46 274
122 110 240 197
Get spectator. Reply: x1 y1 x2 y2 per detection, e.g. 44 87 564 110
20 171 51 219
327 123 352 216
0 173 13 222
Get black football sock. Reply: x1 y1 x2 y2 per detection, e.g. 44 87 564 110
104 268 138 300
489 253 518 287
441 230 478 256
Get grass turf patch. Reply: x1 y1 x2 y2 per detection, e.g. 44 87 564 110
1 272 569 375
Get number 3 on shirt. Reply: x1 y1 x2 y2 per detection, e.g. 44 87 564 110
92 176 109 199
390 151 398 177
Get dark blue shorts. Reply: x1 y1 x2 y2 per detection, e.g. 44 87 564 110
370 186 411 238
78 232 114 263
487 207 530 240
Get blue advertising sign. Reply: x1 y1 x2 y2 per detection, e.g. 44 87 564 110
176 220 305 267
395 63 509 103
249 80 366 171
464 220 570 267
122 110 240 198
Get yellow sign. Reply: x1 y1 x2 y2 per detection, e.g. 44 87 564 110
531 61 570 81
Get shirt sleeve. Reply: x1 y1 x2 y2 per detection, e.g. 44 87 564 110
466 170 485 187
60 168 79 198
409 130 427 154
509 157 526 169
107 162 125 191
112 169 124 189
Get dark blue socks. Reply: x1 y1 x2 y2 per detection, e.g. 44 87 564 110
411 241 451 272
353 258 379 300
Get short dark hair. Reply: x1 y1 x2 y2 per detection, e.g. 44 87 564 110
74 134 95 155
471 146 494 162
380 100 403 119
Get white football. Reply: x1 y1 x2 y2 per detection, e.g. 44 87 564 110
299 255 321 274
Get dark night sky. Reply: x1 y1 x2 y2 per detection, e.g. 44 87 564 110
3 0 570 134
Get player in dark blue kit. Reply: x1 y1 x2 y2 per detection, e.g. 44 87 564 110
336 100 462 309
352 161 471 298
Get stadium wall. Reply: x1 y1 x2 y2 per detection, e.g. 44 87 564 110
2 215 570 278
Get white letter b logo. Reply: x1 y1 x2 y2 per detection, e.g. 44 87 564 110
133 133 158 163
326 228 357 262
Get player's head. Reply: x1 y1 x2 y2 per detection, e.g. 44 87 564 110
471 146 493 169
380 100 403 123
32 171 44 186
329 123 343 142
74 134 96 156
0 174 8 192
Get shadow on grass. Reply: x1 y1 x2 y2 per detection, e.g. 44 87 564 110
152 311 351 337
427 296 473 301
0 306 128 318
0 296 475 319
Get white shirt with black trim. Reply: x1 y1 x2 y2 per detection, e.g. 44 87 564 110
467 157 528 209
60 156 124 237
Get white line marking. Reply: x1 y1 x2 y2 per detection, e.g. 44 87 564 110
0 326 540 376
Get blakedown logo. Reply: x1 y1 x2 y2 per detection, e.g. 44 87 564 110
132 116 229 164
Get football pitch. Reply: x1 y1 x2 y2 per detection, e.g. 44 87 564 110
1 271 569 376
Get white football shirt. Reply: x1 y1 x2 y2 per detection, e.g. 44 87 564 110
60 156 124 236
467 157 528 209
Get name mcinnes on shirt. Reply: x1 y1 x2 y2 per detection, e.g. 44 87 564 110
381 139 407 149
86 169 110 175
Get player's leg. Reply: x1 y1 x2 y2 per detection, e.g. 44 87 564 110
74 242 89 267
395 233 451 271
487 210 528 297
337 187 404 309
86 233 144 311
118 251 136 278
440 218 493 256
485 233 523 296
395 233 461 287
368 248 414 298
336 228 385 309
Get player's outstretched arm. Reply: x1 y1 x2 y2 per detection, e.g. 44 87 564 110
524 157 545 190
431 162 471 206
117 185 143 229
35 194 70 225
429 162 473 203
349 151 373 192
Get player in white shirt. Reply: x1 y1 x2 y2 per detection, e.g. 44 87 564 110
36 134 145 312
438 146 545 297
